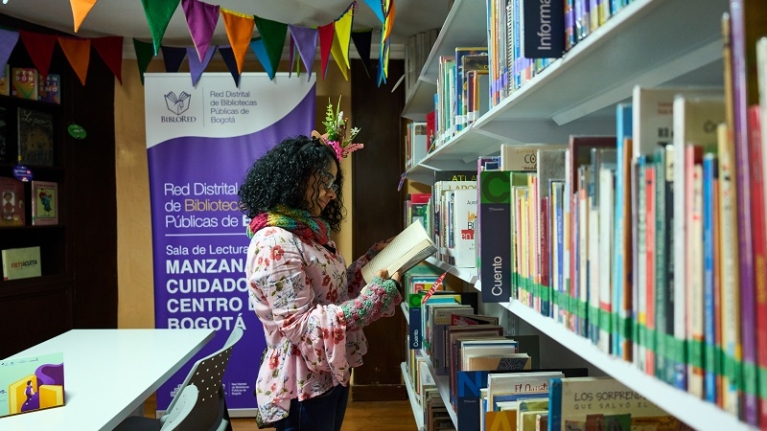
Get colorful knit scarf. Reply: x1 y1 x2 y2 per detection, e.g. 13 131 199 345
246 204 330 245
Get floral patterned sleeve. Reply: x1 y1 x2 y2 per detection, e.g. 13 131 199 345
344 240 387 299
249 232 350 382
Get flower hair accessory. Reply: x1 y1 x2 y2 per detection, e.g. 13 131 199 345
311 96 364 160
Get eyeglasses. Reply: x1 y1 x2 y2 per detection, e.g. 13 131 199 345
323 179 339 194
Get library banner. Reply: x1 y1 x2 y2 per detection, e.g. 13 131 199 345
144 73 316 414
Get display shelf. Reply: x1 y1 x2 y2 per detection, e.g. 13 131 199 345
419 0 487 85
402 78 436 122
400 362 425 431
500 298 757 431
425 256 477 285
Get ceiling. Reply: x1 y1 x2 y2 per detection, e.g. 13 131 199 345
0 0 450 58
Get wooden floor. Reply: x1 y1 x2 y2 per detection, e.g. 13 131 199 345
145 394 418 431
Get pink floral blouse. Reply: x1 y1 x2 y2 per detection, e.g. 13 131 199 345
246 226 393 424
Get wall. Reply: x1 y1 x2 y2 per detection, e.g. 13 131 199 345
115 58 353 328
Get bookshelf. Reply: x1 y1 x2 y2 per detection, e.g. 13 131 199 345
398 0 756 429
401 361 426 431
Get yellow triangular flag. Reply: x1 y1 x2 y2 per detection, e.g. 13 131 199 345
58 37 91 85
70 0 98 33
220 8 254 74
333 4 354 70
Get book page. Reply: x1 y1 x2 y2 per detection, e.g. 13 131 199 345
361 220 437 283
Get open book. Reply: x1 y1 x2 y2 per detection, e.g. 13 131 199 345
361 220 438 283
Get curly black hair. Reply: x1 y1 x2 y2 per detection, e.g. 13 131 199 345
238 135 345 231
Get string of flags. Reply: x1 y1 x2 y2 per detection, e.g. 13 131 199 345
68 0 396 87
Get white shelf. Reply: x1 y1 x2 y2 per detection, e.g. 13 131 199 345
425 256 478 285
401 362 425 431
425 357 458 428
402 78 436 121
412 0 727 171
500 299 757 431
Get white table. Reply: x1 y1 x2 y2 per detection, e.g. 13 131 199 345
0 328 215 431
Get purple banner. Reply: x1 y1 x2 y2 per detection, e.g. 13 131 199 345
144 72 316 413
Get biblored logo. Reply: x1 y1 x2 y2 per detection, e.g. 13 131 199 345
162 91 197 123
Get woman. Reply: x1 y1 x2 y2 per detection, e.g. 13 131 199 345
239 134 402 431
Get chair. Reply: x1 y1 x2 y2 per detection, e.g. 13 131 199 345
115 327 243 431
113 384 198 431
160 326 243 431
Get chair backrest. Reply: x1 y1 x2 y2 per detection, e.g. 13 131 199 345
165 327 243 431
160 384 199 431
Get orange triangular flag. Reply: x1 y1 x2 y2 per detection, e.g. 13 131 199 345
70 0 99 32
58 37 91 85
220 8 254 74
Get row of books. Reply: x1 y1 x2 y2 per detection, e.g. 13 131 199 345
403 288 693 430
1 245 41 281
0 65 61 104
0 177 59 227
404 29 440 97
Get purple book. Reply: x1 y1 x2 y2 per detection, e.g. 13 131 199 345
728 0 757 425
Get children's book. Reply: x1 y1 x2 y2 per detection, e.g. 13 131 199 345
361 219 437 284
17 108 54 166
0 64 9 96
0 351 65 417
0 177 26 226
31 180 58 225
39 74 61 104
11 68 38 100
1 246 41 281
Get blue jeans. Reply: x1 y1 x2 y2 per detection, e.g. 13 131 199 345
274 384 350 431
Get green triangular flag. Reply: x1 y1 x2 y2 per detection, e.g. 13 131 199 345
140 0 181 54
133 38 155 85
254 16 287 79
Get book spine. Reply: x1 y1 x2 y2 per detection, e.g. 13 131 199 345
409 305 422 349
540 196 550 317
688 158 704 399
728 0 758 423
664 145 677 386
613 105 633 361
703 154 717 403
654 148 668 382
547 378 562 431
644 163 656 375
636 156 647 372
598 168 614 355
480 171 512 303
747 104 767 427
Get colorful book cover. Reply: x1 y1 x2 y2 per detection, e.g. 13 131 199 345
454 48 487 131
702 153 718 404
1 246 41 281
11 68 37 100
0 177 25 226
31 180 58 225
17 108 54 166
0 351 64 417
39 73 61 104
548 377 668 431
0 64 9 96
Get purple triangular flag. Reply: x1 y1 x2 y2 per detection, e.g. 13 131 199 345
187 45 215 86
161 45 187 72
181 0 219 62
288 25 317 81
288 33 294 78
218 45 240 87
0 29 19 76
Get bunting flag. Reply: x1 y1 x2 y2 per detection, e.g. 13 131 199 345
161 45 187 72
217 45 240 87
133 38 155 85
181 0 219 62
58 37 91 85
378 0 395 85
254 16 287 80
92 36 124 84
317 23 334 80
351 30 372 78
70 0 98 33
186 44 215 86
249 38 274 79
0 29 19 76
140 0 181 54
288 25 317 81
288 33 295 78
362 0 384 22
19 31 57 78
219 8 253 74
332 3 354 71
